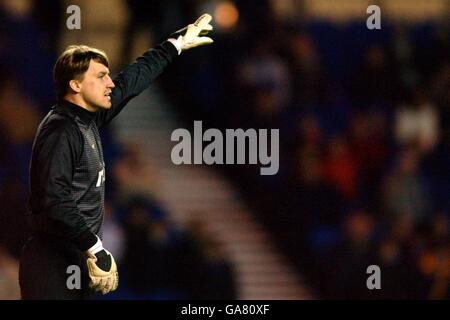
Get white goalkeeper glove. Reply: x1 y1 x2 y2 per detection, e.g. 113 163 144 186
168 13 214 54
86 236 119 295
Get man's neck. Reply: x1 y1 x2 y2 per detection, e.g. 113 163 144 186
64 95 97 112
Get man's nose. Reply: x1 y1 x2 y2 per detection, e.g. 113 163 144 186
106 76 115 88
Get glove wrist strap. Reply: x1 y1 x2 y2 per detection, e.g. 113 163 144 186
87 235 103 255
167 37 183 55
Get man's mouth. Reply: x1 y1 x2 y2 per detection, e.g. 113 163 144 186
104 91 111 100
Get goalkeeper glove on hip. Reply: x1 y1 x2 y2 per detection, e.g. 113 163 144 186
86 236 119 295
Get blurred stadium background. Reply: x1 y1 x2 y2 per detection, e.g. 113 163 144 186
0 0 448 299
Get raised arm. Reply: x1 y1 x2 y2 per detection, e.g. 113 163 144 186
94 13 214 128
94 41 177 128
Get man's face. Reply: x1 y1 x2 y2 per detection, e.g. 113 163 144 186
78 60 115 111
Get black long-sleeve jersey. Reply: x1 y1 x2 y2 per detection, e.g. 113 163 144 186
28 41 177 251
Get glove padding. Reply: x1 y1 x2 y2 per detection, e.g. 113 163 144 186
170 13 214 51
86 248 119 295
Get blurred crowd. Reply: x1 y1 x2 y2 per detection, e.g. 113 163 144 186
161 1 450 299
0 0 448 300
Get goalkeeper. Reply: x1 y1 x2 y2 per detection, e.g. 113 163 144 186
19 14 213 299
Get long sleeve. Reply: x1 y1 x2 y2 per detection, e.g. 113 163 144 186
29 118 97 250
94 41 178 128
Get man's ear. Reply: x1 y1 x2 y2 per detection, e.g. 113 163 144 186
69 79 82 93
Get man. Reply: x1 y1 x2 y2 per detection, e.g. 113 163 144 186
19 14 213 300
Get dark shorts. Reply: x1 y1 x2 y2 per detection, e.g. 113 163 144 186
19 235 95 300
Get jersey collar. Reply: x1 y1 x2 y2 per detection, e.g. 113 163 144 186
57 99 96 125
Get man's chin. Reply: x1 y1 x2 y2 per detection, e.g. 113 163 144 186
97 102 112 110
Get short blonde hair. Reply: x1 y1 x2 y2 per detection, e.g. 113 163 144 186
53 45 109 100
